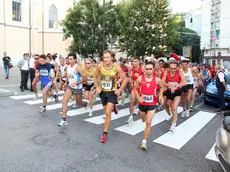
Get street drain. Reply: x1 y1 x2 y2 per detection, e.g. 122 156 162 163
34 132 70 145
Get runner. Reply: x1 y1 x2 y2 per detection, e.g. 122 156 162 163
162 60 186 131
83 58 96 117
35 54 59 113
58 58 67 91
134 61 164 150
127 57 143 124
31 54 40 100
201 64 212 93
180 57 194 117
58 53 88 127
93 50 128 143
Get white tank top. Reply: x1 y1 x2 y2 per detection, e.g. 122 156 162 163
60 65 66 78
67 64 82 89
181 68 194 85
193 77 198 89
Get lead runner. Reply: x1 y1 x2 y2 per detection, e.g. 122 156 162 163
94 50 128 143
134 61 164 150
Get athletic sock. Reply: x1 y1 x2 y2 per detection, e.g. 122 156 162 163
103 132 108 135
43 105 46 108
62 118 66 121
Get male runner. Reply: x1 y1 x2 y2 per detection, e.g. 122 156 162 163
94 50 128 143
58 53 88 126
163 60 186 131
35 54 59 113
134 61 164 150
127 57 143 124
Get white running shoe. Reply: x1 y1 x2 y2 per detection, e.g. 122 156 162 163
58 119 67 127
88 112 93 117
166 115 173 121
103 115 106 119
141 139 147 150
126 116 134 124
33 95 38 101
39 106 46 113
170 123 176 132
186 110 190 117
134 106 140 115
72 103 78 108
181 110 187 118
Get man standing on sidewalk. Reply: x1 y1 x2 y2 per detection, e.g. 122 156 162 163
17 53 30 92
2 52 11 79
215 65 227 112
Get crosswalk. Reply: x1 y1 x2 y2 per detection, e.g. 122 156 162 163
9 93 219 163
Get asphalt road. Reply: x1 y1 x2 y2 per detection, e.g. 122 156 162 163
0 93 224 172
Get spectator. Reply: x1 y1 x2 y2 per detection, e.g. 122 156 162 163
2 52 11 79
214 65 227 112
17 53 30 92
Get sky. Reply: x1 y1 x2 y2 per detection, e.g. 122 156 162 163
170 0 202 13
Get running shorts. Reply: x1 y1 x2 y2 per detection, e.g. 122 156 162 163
99 91 118 106
182 84 193 93
84 84 94 91
166 89 182 100
139 105 156 113
42 81 52 89
68 85 82 94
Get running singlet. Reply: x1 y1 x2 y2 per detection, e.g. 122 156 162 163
131 65 143 81
36 63 54 87
139 75 157 106
153 68 164 79
67 64 82 89
84 67 95 85
99 64 117 92
181 68 193 84
166 70 181 91
60 65 66 80
120 64 128 76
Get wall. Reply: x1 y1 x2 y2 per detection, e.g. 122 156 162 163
185 8 201 36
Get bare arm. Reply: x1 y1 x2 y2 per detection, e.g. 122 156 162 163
156 77 164 97
116 65 128 92
76 65 87 84
179 71 187 87
134 76 142 102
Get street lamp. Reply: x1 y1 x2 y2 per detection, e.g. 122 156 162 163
102 0 105 53
180 12 193 56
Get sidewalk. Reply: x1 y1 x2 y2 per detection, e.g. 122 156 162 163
0 66 37 97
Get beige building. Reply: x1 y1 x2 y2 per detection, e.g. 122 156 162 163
0 0 74 65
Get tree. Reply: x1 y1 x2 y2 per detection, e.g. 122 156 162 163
171 17 201 62
118 0 178 57
61 0 121 58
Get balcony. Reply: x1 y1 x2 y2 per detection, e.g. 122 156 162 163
212 0 221 6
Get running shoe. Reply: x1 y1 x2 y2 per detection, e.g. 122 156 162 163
170 124 176 132
33 95 38 101
85 101 90 110
58 119 67 127
54 94 59 103
126 116 134 124
189 107 193 112
72 103 79 108
186 110 190 117
100 133 107 143
113 105 118 115
39 106 46 113
134 106 140 115
181 110 187 118
88 112 93 117
141 140 147 150
103 115 106 119
166 115 173 121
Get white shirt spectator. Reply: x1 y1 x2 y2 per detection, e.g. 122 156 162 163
217 70 225 82
21 60 29 70
29 58 35 68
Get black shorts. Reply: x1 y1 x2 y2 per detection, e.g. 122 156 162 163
163 91 167 96
182 84 193 93
99 91 118 106
166 89 182 100
139 104 156 113
84 84 94 91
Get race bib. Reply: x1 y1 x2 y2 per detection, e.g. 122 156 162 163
168 82 178 89
185 76 190 83
102 81 112 90
40 70 48 76
68 73 74 80
87 77 94 84
142 95 154 103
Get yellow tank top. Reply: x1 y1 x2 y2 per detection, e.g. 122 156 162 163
84 67 95 85
99 63 117 91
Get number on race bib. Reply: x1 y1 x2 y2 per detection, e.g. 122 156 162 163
142 95 154 103
40 70 48 76
185 76 190 83
102 81 112 90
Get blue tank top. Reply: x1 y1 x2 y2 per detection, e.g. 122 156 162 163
37 63 53 85
202 70 209 81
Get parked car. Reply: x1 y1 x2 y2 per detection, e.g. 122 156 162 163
204 72 230 108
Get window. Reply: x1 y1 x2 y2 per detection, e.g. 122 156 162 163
49 5 58 28
12 0 21 22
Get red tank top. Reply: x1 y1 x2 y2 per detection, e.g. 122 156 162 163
139 75 157 106
131 65 143 81
153 68 164 79
166 70 181 91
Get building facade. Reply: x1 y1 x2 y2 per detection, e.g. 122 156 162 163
0 0 74 65
185 8 201 36
200 0 230 65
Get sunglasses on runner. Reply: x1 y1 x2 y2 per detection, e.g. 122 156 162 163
170 67 177 70
146 68 153 71
85 63 90 64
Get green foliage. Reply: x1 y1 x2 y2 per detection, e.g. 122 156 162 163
118 0 178 57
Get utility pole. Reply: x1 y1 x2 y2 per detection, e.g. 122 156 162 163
102 0 105 53
42 0 44 54
29 0 32 55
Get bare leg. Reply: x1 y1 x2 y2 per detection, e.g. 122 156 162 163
129 91 136 117
190 88 197 108
42 86 50 106
103 103 114 132
171 96 181 125
61 88 72 118
143 110 156 140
